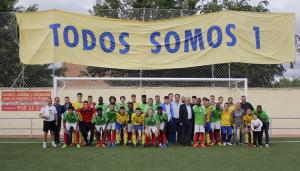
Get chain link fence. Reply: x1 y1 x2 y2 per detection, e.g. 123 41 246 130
0 9 299 89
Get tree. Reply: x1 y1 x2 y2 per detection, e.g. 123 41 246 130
0 0 65 87
86 0 286 87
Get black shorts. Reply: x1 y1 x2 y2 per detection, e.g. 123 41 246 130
43 120 55 132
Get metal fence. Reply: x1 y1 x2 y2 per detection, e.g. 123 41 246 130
0 9 299 89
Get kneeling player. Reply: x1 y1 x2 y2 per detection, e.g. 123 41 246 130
62 106 80 148
155 106 168 148
92 107 108 148
116 107 129 146
211 103 222 145
144 109 159 147
131 108 145 147
193 98 206 148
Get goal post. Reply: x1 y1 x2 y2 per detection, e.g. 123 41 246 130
53 77 248 100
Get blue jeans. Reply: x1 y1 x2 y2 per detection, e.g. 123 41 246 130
221 126 232 143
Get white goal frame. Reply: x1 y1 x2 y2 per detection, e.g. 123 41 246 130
53 77 248 98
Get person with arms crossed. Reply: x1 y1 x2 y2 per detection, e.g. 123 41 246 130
39 97 57 148
179 97 194 146
254 105 270 147
62 106 80 148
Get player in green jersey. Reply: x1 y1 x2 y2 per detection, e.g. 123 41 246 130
92 107 108 148
116 96 128 112
139 95 148 113
106 104 117 147
96 96 107 115
144 108 159 146
193 98 206 148
211 103 222 145
62 106 80 148
155 106 168 148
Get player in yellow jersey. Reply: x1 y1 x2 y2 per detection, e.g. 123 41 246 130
228 97 236 112
203 98 214 145
221 103 233 146
115 107 129 146
243 109 253 146
131 94 140 110
131 108 145 147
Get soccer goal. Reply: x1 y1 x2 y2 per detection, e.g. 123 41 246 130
53 77 248 102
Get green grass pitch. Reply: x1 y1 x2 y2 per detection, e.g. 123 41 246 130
0 137 300 171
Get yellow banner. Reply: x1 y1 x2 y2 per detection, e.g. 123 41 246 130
16 10 295 70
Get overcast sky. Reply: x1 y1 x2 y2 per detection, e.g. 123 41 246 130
16 0 300 78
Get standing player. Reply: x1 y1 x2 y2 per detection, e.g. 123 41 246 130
87 95 96 108
193 98 206 148
254 105 270 147
155 106 168 148
221 103 233 146
209 95 216 106
232 102 245 145
139 95 148 113
203 98 214 146
131 94 140 110
191 96 197 105
168 93 174 103
115 107 129 146
228 97 236 112
106 104 117 147
251 114 263 147
96 96 107 114
53 97 65 146
117 96 128 112
211 103 222 145
39 97 58 148
92 107 108 148
243 109 253 146
154 95 162 110
218 96 224 109
144 109 159 147
131 108 145 147
72 92 83 110
127 102 135 144
145 98 156 112
62 106 80 148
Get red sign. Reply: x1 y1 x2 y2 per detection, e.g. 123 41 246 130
1 91 51 102
1 104 43 111
1 90 51 111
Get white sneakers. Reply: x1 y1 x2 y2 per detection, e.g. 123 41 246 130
227 142 233 146
43 141 57 148
223 142 227 146
52 141 57 148
265 144 269 148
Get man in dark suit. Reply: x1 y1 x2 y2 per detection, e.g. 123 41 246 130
179 97 194 146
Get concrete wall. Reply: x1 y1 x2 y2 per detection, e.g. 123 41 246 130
1 87 300 137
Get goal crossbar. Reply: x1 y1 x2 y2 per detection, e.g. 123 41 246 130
53 77 248 97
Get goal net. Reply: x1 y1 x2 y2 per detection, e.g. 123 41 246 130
53 77 248 103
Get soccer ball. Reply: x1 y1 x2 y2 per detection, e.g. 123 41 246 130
42 112 50 119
